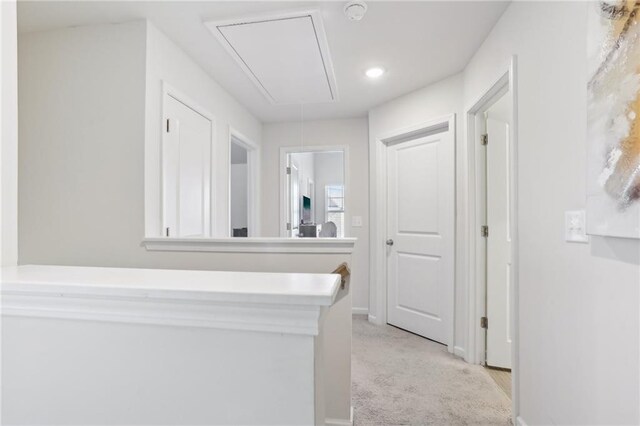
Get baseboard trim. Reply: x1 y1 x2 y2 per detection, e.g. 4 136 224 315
325 406 353 426
352 307 368 315
515 416 527 426
453 346 465 358
143 237 356 254
367 314 377 323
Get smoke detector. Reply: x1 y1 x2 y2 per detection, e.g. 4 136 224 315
344 1 367 21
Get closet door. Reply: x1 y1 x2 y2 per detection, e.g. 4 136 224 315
163 94 212 238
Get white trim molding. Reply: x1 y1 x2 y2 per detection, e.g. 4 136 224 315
325 406 354 426
1 0 19 267
1 265 342 336
351 307 369 316
3 292 327 336
142 237 357 254
453 346 466 359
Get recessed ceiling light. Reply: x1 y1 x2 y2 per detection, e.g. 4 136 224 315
365 67 385 79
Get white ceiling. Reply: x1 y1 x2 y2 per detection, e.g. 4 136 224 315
17 1 509 123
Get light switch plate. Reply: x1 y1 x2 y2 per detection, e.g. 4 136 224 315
352 216 363 227
565 210 589 243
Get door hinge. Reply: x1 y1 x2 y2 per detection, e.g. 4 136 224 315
286 222 291 231
166 119 170 133
286 166 291 175
481 133 488 146
165 227 170 237
480 316 488 329
481 225 489 237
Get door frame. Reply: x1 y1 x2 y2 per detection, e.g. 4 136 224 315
369 114 456 352
228 127 260 237
278 145 350 238
161 81 216 238
286 161 300 237
464 56 519 417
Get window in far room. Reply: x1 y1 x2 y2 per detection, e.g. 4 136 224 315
326 185 345 238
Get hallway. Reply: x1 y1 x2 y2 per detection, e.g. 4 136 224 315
352 317 511 425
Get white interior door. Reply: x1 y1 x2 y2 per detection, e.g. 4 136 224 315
386 130 454 345
287 161 300 237
486 116 512 369
163 95 211 238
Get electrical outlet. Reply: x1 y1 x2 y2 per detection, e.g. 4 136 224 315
565 210 589 243
352 216 363 227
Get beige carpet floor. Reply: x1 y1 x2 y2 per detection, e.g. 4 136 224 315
352 317 512 425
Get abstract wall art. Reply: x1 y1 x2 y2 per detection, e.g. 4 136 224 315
587 0 640 238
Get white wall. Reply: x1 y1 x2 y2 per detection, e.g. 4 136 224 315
145 22 262 238
3 316 317 425
368 73 466 353
14 3 640 423
230 163 248 230
18 21 148 267
262 119 369 313
1 0 18 267
18 20 259 264
17 22 353 306
464 2 639 424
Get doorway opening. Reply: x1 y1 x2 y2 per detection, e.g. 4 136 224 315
483 91 513 398
466 57 519 416
228 130 259 237
279 146 347 238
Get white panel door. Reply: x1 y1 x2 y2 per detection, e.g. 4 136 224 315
386 131 454 345
163 95 211 238
486 117 512 369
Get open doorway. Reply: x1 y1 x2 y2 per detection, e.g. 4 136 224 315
466 58 519 413
483 91 513 396
280 147 347 238
229 130 259 237
230 140 249 237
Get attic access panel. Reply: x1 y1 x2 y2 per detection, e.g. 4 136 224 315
206 11 338 105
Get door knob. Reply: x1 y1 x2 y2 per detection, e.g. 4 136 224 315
386 239 394 246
